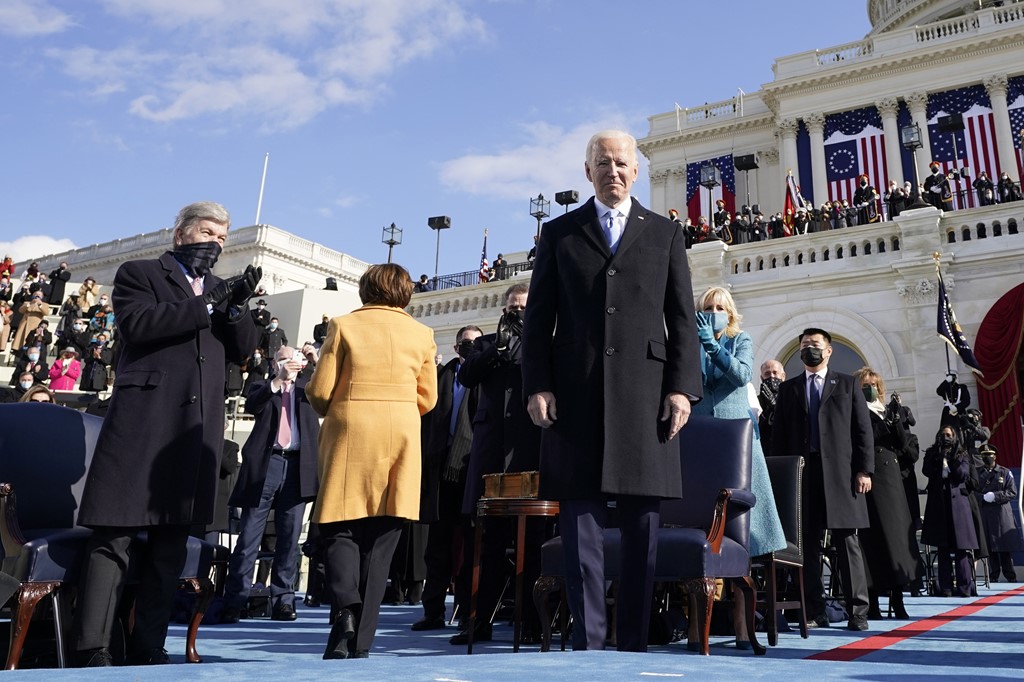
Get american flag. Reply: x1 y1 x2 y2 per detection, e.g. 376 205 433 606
686 154 735 224
478 229 489 283
927 84 999 210
1010 98 1024 180
824 106 888 205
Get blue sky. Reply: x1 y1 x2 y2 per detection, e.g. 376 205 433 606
1 0 870 279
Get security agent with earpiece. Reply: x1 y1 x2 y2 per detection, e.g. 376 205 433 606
71 202 261 667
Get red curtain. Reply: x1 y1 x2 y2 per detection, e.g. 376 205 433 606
975 282 1024 468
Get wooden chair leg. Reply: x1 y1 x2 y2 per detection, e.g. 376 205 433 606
533 575 560 653
766 560 779 647
682 577 716 655
5 581 58 671
795 566 808 639
181 577 213 664
736 576 766 656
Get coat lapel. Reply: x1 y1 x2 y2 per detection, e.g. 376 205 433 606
160 252 195 298
611 197 651 260
821 368 839 405
576 198 611 257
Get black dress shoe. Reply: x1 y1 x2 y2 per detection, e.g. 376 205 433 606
304 594 321 607
272 602 298 621
324 608 357 660
75 648 114 667
351 650 370 658
411 616 447 631
221 607 242 624
126 647 171 665
847 615 869 631
449 621 491 645
406 581 424 605
806 614 831 628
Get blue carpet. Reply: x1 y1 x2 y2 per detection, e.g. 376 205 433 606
6 583 1023 680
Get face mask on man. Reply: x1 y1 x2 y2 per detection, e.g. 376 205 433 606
269 322 278 331
28 353 39 363
982 454 996 468
762 376 782 395
800 346 824 367
20 380 33 391
173 241 223 277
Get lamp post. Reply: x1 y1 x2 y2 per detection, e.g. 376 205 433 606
900 123 932 210
699 163 721 238
554 190 579 214
427 215 451 289
381 222 402 263
530 193 550 238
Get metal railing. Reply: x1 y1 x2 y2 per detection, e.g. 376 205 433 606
428 259 533 291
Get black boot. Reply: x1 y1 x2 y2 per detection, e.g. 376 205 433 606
867 591 883 620
890 588 909 620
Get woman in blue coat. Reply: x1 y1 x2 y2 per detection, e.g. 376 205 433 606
692 286 786 647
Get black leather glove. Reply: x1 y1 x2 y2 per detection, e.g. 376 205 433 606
229 265 262 307
202 278 233 308
495 310 522 352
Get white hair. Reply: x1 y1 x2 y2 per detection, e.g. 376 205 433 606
586 130 637 165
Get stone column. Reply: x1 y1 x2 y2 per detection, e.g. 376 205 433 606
777 118 801 184
905 92 932 184
805 112 828 205
876 97 904 186
760 147 780 212
984 74 1019 182
650 169 669 215
671 166 688 214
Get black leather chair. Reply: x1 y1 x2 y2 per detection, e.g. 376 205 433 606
534 415 763 655
0 403 215 669
753 455 808 645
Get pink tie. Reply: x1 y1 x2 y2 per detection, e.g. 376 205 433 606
277 385 292 449
191 277 203 296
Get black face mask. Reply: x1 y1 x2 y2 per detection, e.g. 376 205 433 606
800 346 824 367
173 241 222 277
456 339 475 359
940 435 955 448
763 377 782 395
982 455 996 468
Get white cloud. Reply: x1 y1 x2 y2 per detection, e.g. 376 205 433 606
0 236 77 264
45 0 488 129
0 0 72 37
439 118 637 200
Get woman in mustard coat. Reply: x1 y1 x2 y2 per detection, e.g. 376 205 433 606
306 263 437 660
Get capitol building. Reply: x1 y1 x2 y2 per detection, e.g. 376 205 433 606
21 0 1024 467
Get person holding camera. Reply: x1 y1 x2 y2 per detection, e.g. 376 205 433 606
450 282 545 645
71 201 261 667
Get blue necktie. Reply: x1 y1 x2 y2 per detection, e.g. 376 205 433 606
603 211 622 254
808 374 821 452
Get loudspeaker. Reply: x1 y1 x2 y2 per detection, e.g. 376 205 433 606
555 190 579 206
937 114 964 132
427 215 451 230
325 277 338 291
751 203 761 215
734 154 759 171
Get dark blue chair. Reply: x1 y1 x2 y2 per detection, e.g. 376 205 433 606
0 403 215 669
534 415 762 655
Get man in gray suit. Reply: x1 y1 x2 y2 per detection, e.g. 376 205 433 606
522 130 702 651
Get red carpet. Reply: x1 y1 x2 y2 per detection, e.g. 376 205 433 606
806 585 1024 662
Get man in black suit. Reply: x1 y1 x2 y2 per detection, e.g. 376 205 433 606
312 314 330 348
451 283 545 644
251 299 271 328
222 344 321 623
771 328 874 631
411 324 482 632
70 201 261 666
48 261 71 306
522 130 702 652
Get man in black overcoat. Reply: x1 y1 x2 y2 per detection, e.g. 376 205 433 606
412 325 482 632
924 162 953 210
222 345 320 623
70 201 261 667
522 130 702 652
771 328 874 631
48 261 71 306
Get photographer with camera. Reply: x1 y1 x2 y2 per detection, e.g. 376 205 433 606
449 282 546 645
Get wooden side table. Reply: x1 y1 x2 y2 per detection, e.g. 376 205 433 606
466 497 559 654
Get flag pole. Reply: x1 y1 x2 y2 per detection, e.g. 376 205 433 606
255 152 270 225
934 252 952 374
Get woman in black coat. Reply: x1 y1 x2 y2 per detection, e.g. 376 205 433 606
855 368 922 619
921 425 979 597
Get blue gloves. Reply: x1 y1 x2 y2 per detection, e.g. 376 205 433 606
695 311 718 352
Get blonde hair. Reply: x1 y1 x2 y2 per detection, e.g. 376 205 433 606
696 286 742 338
854 366 886 398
